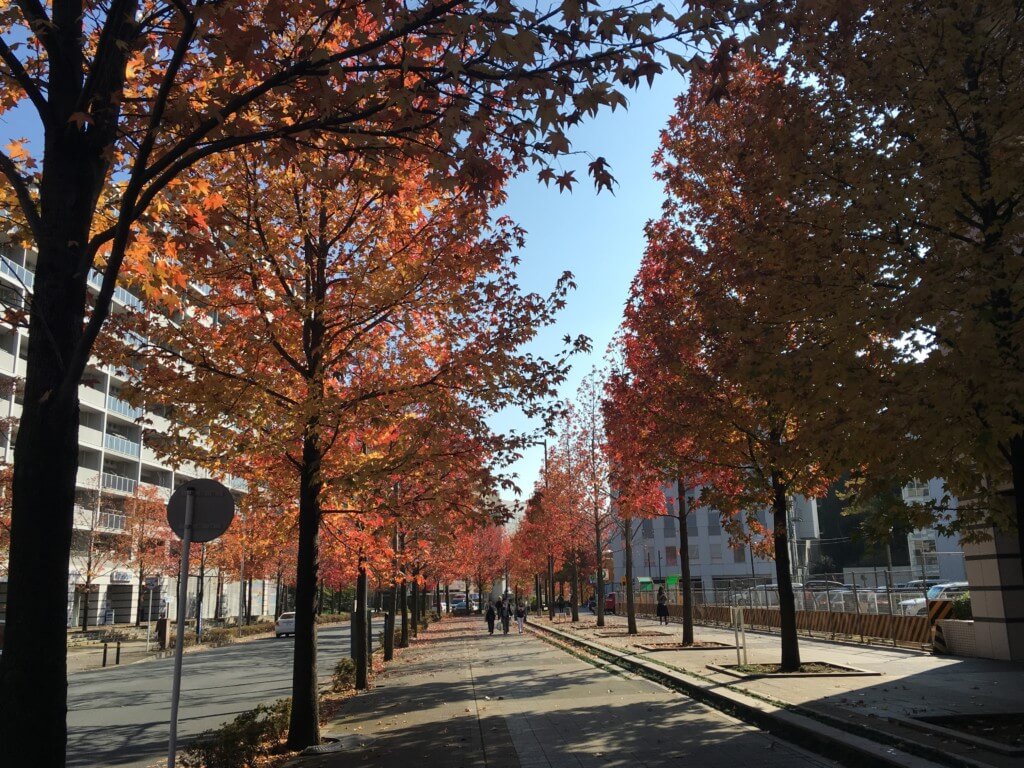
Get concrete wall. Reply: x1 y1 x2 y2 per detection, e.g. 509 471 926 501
962 529 1024 661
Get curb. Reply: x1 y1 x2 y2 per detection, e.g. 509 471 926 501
528 621 986 768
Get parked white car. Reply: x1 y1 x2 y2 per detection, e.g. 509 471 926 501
899 582 968 616
275 611 296 637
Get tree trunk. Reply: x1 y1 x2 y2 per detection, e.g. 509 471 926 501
136 569 145 627
286 434 323 749
444 583 451 615
547 555 555 620
570 558 580 622
0 10 137 760
81 581 92 633
384 581 397 661
771 473 801 672
624 518 637 634
677 479 694 646
354 565 368 690
1011 435 1024 575
399 580 409 648
215 571 224 620
246 576 253 623
595 515 606 627
411 579 420 638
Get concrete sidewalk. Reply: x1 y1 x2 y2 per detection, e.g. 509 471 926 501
289 615 840 768
532 613 1024 768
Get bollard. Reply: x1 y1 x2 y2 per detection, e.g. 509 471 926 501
116 641 122 665
102 643 108 668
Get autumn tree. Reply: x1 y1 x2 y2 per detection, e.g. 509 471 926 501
748 2 1024 565
624 57 859 669
110 145 575 746
562 371 615 626
601 430 666 635
121 483 173 626
0 3 767 761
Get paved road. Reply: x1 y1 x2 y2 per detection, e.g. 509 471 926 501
302 617 840 768
67 624 351 768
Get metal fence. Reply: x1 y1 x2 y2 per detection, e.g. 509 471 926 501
628 597 932 648
626 571 950 618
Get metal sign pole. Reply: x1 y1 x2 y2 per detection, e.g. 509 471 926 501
168 488 195 768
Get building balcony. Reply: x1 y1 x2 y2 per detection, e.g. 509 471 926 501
107 395 143 421
80 386 107 410
0 256 34 288
97 510 127 531
79 425 104 448
88 269 145 311
101 472 136 494
104 433 141 458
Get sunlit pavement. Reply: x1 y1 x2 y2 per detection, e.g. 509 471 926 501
294 615 839 768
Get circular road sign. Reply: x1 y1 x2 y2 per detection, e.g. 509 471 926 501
167 478 235 543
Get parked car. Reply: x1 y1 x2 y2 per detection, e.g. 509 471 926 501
895 579 943 593
275 611 296 637
899 582 969 616
803 580 848 592
604 592 616 614
450 600 468 613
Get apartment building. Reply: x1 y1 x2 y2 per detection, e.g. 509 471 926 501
0 244 276 627
902 478 967 583
608 480 821 601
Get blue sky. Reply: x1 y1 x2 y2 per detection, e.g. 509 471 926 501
0 66 690 501
493 72 689 499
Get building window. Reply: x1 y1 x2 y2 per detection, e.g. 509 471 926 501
706 510 721 533
666 545 678 566
688 544 699 562
904 481 930 502
733 546 745 563
663 516 676 537
641 518 654 538
710 542 722 563
686 514 697 535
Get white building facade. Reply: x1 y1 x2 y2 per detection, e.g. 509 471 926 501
607 480 821 602
902 478 967 583
0 244 277 627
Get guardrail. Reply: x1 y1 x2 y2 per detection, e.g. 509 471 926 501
101 472 136 494
107 396 143 420
631 598 931 648
104 433 141 457
1 256 34 288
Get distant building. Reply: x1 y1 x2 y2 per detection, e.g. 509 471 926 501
606 480 821 602
902 478 966 583
0 244 275 627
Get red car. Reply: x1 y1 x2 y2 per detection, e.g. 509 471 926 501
604 593 616 613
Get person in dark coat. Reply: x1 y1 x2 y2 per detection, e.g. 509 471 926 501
656 586 670 625
485 600 496 635
500 598 512 635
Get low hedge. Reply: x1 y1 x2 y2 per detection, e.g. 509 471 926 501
331 658 356 692
952 591 972 620
316 612 349 624
170 621 275 649
181 698 290 768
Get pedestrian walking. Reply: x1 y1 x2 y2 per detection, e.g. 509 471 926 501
556 594 565 621
656 586 669 625
500 599 512 635
514 600 527 634
485 600 496 635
